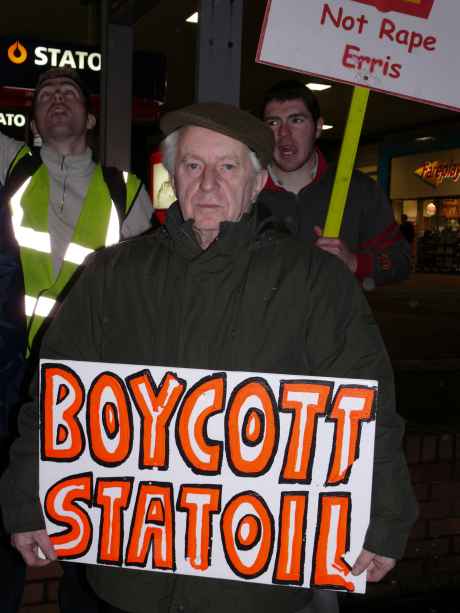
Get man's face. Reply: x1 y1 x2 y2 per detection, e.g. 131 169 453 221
174 126 267 240
32 77 94 144
263 98 323 172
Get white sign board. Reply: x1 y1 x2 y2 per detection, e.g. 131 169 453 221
257 0 460 112
39 360 378 594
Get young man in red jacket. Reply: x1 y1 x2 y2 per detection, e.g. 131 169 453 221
261 79 409 288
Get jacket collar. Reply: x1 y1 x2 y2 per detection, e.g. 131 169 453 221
264 146 328 193
163 200 284 260
40 144 95 178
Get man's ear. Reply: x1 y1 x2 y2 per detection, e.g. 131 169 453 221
252 169 268 201
315 117 324 140
30 119 40 137
86 113 96 131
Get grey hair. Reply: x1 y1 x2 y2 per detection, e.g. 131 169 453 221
160 128 263 176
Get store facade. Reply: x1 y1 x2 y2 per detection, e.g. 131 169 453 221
390 148 460 273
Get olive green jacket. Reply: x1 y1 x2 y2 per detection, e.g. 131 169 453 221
0 202 416 613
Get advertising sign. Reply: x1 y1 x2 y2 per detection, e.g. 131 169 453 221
257 0 460 111
39 359 378 594
0 37 166 102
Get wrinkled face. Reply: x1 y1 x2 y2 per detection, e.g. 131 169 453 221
32 77 94 144
174 126 266 238
263 98 323 172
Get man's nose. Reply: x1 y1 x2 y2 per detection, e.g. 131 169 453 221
53 89 64 102
200 166 217 191
278 121 291 138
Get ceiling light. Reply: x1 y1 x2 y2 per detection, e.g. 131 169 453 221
186 12 199 23
415 136 435 142
322 124 333 130
306 83 331 92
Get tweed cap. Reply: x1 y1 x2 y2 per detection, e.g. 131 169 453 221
33 68 91 112
160 102 274 168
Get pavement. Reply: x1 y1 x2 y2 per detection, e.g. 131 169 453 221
343 274 460 611
366 273 460 365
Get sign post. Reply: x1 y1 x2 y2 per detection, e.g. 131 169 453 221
323 86 370 237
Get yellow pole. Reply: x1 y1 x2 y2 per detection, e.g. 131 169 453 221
323 86 370 238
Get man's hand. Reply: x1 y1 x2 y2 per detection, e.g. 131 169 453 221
314 226 357 274
351 548 396 582
11 529 57 567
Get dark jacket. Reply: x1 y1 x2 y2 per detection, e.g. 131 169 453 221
263 162 410 286
0 185 26 439
0 202 416 613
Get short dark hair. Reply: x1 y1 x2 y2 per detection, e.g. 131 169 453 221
262 79 321 125
32 68 91 116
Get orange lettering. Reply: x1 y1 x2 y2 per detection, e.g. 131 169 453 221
44 473 93 559
126 370 185 469
326 386 376 485
125 482 175 569
273 492 308 585
279 381 332 483
221 491 274 578
87 372 133 466
94 478 133 565
177 485 221 571
311 493 354 591
176 374 226 475
226 379 278 476
40 364 85 461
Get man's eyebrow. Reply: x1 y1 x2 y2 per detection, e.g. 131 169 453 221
264 112 309 121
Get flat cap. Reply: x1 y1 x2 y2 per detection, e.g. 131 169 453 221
160 102 274 168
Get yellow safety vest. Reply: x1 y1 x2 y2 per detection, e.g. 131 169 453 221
8 149 141 353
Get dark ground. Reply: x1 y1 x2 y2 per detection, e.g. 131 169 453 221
367 273 460 365
343 273 460 611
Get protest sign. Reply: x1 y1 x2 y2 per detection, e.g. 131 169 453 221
257 0 459 111
39 360 378 593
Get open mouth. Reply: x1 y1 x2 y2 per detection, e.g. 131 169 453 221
278 146 297 158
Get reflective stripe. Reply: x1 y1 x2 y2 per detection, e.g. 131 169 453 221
123 171 128 183
64 242 93 265
25 295 56 317
10 178 52 253
10 178 120 258
15 226 52 253
105 201 120 246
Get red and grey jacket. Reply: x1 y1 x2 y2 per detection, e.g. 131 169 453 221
261 148 410 286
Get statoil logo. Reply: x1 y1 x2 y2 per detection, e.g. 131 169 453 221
8 40 28 64
0 112 26 127
351 0 435 20
6 40 101 72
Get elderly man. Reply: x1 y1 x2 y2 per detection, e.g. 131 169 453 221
0 103 416 613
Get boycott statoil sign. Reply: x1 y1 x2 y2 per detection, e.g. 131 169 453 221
256 0 460 111
39 360 378 593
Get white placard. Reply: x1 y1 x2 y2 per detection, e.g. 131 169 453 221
39 359 378 594
257 0 460 111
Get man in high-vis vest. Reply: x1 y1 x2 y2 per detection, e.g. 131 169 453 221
0 67 152 613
